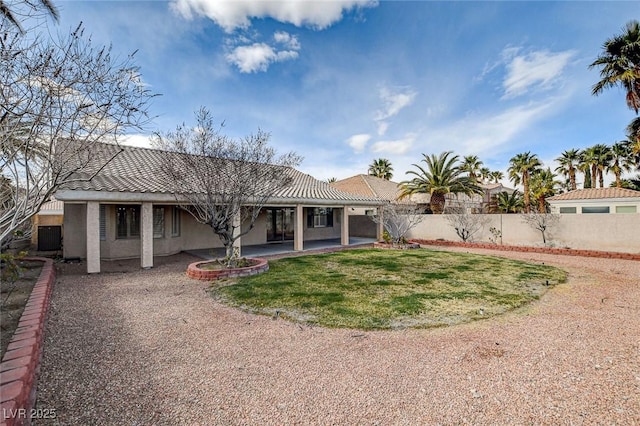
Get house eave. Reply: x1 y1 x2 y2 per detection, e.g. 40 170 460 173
54 190 386 207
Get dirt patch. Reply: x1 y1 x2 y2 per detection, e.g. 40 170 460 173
1 259 43 358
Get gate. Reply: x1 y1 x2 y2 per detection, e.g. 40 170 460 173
38 226 62 251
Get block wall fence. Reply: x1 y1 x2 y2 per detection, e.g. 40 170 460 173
404 213 640 253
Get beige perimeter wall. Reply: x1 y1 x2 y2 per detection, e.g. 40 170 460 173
405 213 640 253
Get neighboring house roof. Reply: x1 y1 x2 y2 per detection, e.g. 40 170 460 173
547 188 640 201
55 142 383 206
37 197 64 215
330 174 402 201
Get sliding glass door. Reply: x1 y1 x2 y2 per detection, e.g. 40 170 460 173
266 208 295 242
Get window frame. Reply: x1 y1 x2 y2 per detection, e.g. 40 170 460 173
581 206 610 214
615 205 637 214
171 207 181 237
116 205 141 239
307 207 334 228
153 207 165 239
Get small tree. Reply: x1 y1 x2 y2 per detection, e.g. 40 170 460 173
152 107 301 267
1 19 156 249
521 213 560 245
446 209 488 242
370 203 424 246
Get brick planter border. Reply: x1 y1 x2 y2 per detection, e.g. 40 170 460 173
411 239 640 261
1 257 55 426
373 242 421 250
186 258 269 281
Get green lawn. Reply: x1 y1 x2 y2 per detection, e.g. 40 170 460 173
210 248 567 330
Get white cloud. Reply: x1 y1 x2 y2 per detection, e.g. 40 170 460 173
346 133 371 153
375 86 417 121
502 49 576 99
171 0 378 33
120 134 153 148
226 42 299 73
274 31 300 50
376 121 389 136
371 134 415 154
426 101 557 157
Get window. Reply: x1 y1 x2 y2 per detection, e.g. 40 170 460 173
307 208 333 228
99 205 106 240
616 205 637 214
581 206 609 214
171 207 181 237
116 206 140 239
153 207 165 238
559 207 577 214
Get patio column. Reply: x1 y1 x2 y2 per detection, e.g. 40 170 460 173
341 206 349 246
86 201 101 274
141 202 153 269
376 204 384 241
294 204 304 251
232 211 242 258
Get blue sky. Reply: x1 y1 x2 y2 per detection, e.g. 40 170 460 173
55 0 639 185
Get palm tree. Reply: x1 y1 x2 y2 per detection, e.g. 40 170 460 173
627 117 640 167
554 149 581 191
507 152 541 213
580 146 598 188
459 155 483 182
590 20 640 113
399 151 482 214
1 0 59 34
326 177 337 184
529 168 560 213
479 167 491 183
489 171 504 184
494 190 523 213
368 158 393 180
609 141 634 187
616 174 640 190
593 144 612 188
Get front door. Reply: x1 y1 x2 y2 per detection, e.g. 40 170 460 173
266 208 294 242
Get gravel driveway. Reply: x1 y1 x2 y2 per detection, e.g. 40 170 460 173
35 248 640 425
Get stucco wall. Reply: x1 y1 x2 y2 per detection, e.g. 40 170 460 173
405 213 640 253
303 208 342 241
63 204 346 260
349 215 377 238
63 204 86 258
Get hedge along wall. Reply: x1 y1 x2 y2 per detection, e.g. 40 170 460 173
405 213 640 254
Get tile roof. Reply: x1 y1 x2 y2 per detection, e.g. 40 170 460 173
547 188 640 201
330 174 402 201
58 142 382 204
37 197 64 214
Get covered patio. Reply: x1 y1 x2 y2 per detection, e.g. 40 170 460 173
187 237 376 260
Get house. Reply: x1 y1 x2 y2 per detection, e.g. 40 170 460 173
547 188 640 214
31 197 64 251
331 174 515 214
330 174 409 237
54 143 384 273
330 174 403 214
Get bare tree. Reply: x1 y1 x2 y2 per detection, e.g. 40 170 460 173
446 209 488 242
521 213 560 245
152 107 301 267
370 203 423 246
0 20 156 249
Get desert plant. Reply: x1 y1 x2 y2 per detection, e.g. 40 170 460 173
521 213 560 245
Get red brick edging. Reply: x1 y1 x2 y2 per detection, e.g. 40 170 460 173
410 239 640 261
186 258 269 281
1 257 55 426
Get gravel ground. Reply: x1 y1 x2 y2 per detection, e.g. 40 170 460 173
35 248 640 425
